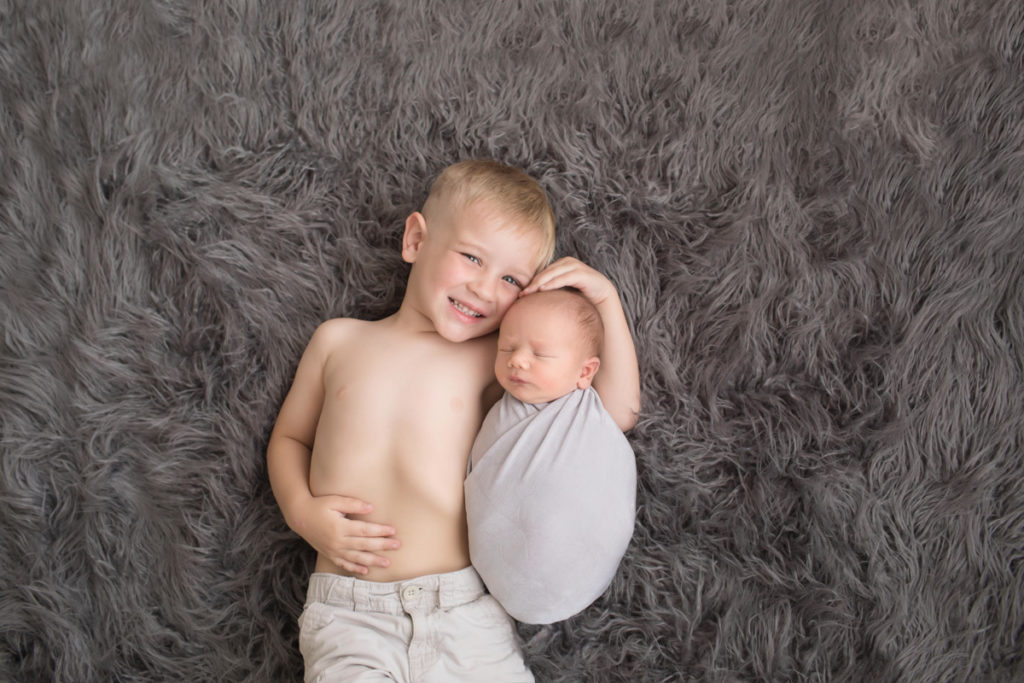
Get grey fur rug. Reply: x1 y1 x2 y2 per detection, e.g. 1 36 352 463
2 1 1023 681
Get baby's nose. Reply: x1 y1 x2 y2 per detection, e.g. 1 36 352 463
508 353 529 368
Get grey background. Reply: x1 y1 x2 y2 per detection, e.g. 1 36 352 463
2 1 1022 680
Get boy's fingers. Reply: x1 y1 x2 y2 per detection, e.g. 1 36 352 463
333 558 371 575
347 536 401 552
524 271 563 293
327 495 374 515
525 274 570 295
528 261 588 291
350 520 398 538
336 550 392 571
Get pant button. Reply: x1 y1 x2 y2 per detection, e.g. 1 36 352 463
402 585 421 601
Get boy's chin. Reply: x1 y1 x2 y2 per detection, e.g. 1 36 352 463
435 320 497 343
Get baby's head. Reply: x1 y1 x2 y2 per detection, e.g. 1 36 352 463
495 288 603 404
401 160 556 342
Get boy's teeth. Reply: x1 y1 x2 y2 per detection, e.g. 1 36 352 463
451 299 482 318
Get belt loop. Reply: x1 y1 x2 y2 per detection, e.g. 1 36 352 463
351 578 369 610
436 573 449 610
439 571 470 610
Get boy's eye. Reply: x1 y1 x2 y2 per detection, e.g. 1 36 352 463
502 275 522 287
463 253 481 264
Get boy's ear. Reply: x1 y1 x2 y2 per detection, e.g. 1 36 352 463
576 356 601 389
402 212 427 264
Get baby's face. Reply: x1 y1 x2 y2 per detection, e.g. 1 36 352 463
494 297 598 404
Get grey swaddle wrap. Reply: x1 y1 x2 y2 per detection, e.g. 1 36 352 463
465 387 636 624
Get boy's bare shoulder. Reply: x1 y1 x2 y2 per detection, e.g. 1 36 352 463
312 317 367 339
303 317 373 356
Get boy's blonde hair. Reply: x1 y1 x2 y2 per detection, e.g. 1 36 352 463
424 160 556 268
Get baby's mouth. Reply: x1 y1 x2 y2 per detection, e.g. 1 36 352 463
449 298 483 318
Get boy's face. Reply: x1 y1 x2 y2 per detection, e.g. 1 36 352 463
494 296 600 404
402 198 546 343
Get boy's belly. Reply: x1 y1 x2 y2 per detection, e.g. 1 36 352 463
309 436 472 582
312 499 471 582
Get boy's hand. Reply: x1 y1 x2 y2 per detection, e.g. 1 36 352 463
291 494 400 575
521 257 616 305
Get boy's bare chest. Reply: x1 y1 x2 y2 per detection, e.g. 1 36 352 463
320 335 491 449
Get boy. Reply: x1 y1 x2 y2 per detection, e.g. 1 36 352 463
267 160 641 681
465 288 637 625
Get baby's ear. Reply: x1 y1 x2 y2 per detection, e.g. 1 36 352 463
401 212 427 263
576 356 601 389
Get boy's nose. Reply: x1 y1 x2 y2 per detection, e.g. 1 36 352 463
468 274 497 302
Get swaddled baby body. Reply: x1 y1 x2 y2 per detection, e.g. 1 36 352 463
466 388 635 623
465 288 637 624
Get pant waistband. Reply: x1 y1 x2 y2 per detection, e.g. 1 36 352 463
306 566 485 615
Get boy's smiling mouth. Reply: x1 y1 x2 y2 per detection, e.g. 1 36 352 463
449 297 484 319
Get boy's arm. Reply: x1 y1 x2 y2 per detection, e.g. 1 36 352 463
523 257 641 430
267 321 399 575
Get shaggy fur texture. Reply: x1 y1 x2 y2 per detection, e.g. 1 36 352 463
2 1 1023 681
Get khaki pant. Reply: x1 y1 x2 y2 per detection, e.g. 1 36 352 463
299 567 534 682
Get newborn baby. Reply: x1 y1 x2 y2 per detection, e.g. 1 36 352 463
465 287 636 624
